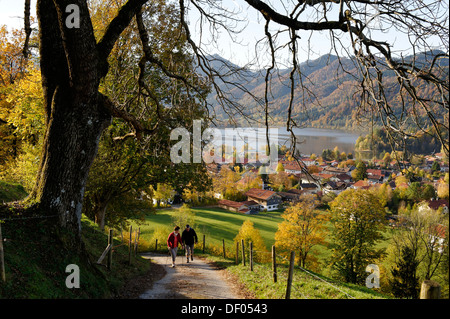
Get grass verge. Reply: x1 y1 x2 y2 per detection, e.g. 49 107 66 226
204 255 388 299
0 212 151 299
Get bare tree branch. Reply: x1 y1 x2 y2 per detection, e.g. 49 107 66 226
23 0 32 59
99 92 156 140
97 0 149 76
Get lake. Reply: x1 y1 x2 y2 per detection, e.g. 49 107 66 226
211 127 363 156
277 127 362 155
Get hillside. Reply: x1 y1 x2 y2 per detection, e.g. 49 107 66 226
206 51 449 130
0 181 28 203
135 207 388 299
0 182 152 298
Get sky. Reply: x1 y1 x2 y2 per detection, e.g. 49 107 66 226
0 0 446 68
0 0 36 29
0 0 336 66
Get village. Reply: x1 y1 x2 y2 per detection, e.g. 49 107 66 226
208 148 449 216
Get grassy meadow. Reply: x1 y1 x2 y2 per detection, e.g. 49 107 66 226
132 206 285 253
132 206 393 266
130 206 389 299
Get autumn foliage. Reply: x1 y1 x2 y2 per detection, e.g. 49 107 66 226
275 194 328 270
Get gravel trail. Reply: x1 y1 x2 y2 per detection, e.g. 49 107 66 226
139 253 241 299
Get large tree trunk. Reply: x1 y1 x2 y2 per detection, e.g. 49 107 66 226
25 0 149 247
28 0 111 246
32 85 111 236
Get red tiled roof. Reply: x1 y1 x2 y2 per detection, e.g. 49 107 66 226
313 173 334 180
353 180 369 188
427 199 449 210
218 199 243 209
280 160 303 171
245 188 278 200
367 169 383 178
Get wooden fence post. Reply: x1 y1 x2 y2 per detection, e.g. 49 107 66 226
272 245 277 283
250 242 253 271
155 239 158 252
128 225 132 265
235 241 239 265
420 280 441 299
222 239 226 259
134 227 140 256
285 251 295 299
241 239 245 266
202 234 205 253
0 223 6 282
107 229 113 270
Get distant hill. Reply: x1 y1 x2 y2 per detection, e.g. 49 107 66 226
205 51 448 131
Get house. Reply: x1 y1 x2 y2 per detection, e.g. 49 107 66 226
279 160 304 174
424 199 449 214
351 180 370 189
300 157 317 166
299 183 320 194
388 180 397 190
312 173 334 182
296 173 318 184
430 224 447 253
218 199 259 214
322 167 351 176
245 188 282 211
390 160 410 168
240 200 260 212
334 173 352 183
367 169 384 183
277 191 301 203
322 181 347 195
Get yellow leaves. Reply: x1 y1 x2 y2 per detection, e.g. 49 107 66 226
1 24 44 142
1 25 44 183
89 0 123 42
234 219 268 262
437 180 449 200
0 25 28 86
1 61 44 140
275 194 328 268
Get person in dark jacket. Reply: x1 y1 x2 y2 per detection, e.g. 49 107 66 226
181 224 198 263
167 226 183 267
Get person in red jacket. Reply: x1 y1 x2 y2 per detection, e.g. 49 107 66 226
167 226 183 267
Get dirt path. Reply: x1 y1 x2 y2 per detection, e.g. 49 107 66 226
138 252 241 299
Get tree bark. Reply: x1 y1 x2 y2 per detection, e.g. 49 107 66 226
27 0 150 247
28 0 112 246
94 200 110 231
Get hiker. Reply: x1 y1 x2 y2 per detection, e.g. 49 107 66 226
167 226 183 267
181 224 198 263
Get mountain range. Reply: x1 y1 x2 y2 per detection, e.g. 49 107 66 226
205 50 448 131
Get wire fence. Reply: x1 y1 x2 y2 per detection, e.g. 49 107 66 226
0 213 60 282
0 214 143 283
196 237 357 299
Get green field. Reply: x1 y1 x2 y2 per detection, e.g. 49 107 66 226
133 206 392 263
133 207 284 251
132 206 389 299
